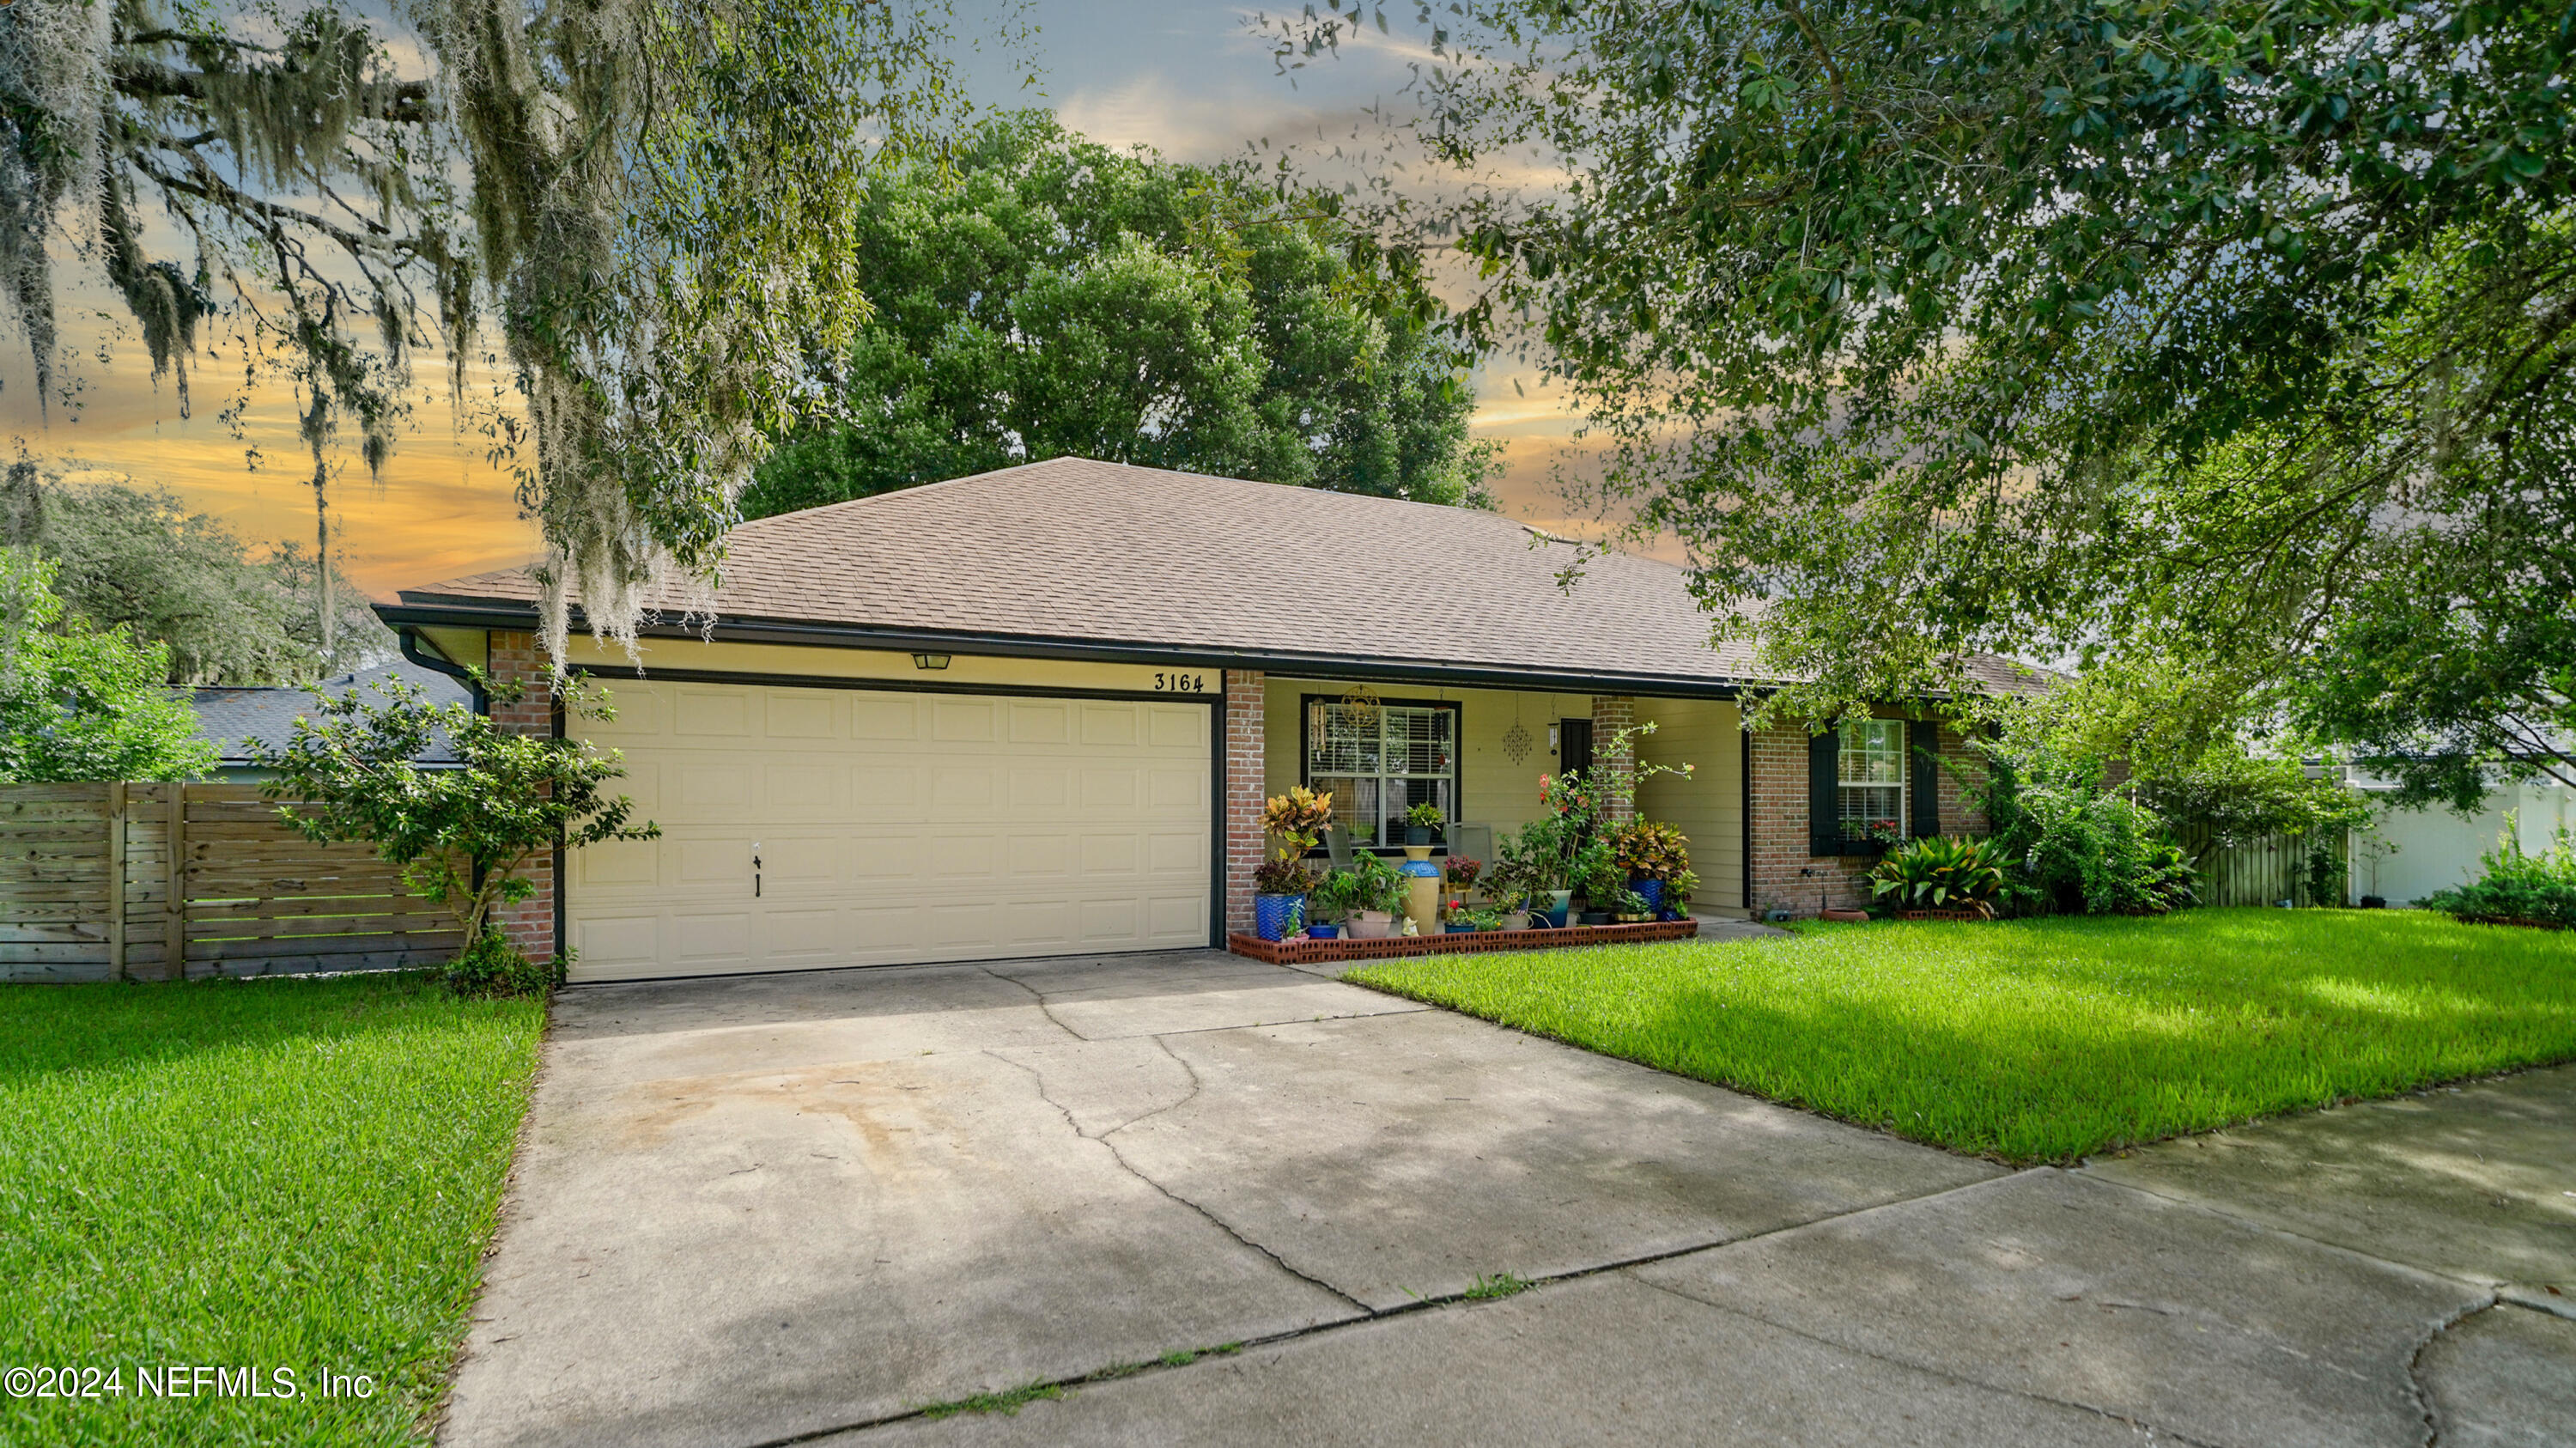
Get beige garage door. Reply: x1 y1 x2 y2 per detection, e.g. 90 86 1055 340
568 681 1212 981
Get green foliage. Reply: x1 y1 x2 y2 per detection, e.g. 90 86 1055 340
1347 910 2576 1163
247 673 659 942
1868 836 2008 916
1987 784 2199 916
0 548 215 782
2422 818 2576 928
1 973 544 1445
1252 856 1315 896
1404 800 1446 830
1291 2 2576 746
3 0 981 655
1309 866 1369 922
1341 849 1411 915
443 928 568 1000
1610 819 1690 881
19 470 389 684
740 113 1490 520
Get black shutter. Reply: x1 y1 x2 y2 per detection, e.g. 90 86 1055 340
1808 727 1841 856
1910 722 1941 841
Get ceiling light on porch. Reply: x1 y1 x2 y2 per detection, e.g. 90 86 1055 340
911 653 951 671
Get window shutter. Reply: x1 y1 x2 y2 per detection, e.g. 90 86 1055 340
1808 728 1841 856
1910 723 1941 840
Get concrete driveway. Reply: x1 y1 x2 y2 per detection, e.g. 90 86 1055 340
440 951 2576 1448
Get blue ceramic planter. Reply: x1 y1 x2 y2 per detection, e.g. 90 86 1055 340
1253 892 1308 942
1631 879 1665 914
1308 922 1340 940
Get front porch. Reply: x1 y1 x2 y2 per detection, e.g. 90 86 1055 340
1224 671 1752 936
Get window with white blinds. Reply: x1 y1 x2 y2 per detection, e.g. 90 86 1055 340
1304 699 1459 849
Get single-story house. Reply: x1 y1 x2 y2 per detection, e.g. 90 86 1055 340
380 457 2030 983
189 658 471 780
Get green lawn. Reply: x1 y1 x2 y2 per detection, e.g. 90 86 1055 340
0 974 545 1447
1348 908 2576 1164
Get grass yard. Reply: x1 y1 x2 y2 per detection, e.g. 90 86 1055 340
0 974 545 1447
1348 907 2576 1164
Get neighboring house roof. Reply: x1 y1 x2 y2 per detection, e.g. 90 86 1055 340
387 456 2046 697
191 659 471 769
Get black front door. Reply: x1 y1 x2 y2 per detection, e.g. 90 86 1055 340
1559 718 1594 778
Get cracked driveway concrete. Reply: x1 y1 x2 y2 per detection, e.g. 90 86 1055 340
440 951 2576 1448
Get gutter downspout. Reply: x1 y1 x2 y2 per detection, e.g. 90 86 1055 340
400 627 488 715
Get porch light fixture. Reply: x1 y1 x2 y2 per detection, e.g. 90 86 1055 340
911 652 951 671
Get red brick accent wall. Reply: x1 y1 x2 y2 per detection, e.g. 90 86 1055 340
1591 695 1636 823
487 630 558 962
1932 722 1993 835
1224 670 1266 935
1747 714 1993 917
1747 721 1872 915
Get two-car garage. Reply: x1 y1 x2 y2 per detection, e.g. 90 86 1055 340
564 678 1213 983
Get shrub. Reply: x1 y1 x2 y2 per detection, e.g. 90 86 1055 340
1345 851 1410 914
2422 818 2576 928
1252 857 1314 895
445 929 567 1000
1868 835 2008 916
1610 820 1691 880
1989 784 2198 916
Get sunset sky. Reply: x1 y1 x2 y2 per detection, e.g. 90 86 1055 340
0 1 1607 600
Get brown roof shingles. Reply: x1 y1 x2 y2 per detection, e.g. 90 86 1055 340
398 456 2050 693
401 457 1768 683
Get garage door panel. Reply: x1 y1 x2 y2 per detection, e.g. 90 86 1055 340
1008 834 1072 878
931 768 996 811
1009 702 1071 743
933 700 996 741
1080 769 1138 809
764 691 837 738
852 697 917 739
1079 705 1139 746
569 681 1209 981
1148 706 1202 749
1009 768 1072 810
764 764 842 812
676 690 750 736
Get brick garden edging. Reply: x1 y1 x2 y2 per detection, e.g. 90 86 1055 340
1228 917 1698 966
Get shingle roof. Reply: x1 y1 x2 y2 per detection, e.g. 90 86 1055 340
394 456 2044 693
191 659 471 766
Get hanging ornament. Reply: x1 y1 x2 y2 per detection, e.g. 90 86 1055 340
1503 694 1532 764
1335 683 1382 737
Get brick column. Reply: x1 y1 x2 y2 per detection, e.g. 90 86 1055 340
487 630 558 962
1591 695 1637 823
1932 721 1991 834
1746 720 1874 916
1223 670 1266 938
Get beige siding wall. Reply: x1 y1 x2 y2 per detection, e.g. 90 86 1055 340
1261 677 1747 912
1633 697 1747 912
1262 677 1596 834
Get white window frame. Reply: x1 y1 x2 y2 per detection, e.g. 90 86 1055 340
1838 719 1908 841
1303 698 1460 850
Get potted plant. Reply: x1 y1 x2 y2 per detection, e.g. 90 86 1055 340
1255 787 1332 940
1573 839 1624 924
1307 867 1365 939
1341 851 1408 938
1444 855 1483 900
1480 861 1536 929
1402 800 1445 848
1503 817 1576 926
1611 819 1692 918
1441 897 1477 933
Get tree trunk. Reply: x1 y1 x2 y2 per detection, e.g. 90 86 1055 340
313 459 334 667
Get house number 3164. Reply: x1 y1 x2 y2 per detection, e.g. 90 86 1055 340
1153 672 1209 693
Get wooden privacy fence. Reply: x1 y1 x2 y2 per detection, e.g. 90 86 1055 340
2191 830 2351 908
1 782 465 983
